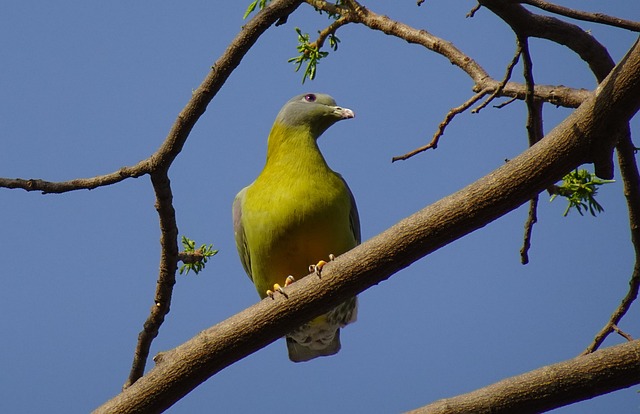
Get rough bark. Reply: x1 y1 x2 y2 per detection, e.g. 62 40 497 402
94 37 640 414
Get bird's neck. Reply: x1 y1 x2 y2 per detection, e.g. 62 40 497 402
264 122 330 173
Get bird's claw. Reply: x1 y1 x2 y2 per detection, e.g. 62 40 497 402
267 283 287 299
309 254 336 278
266 276 295 299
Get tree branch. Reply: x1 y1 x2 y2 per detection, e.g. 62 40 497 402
0 0 306 392
485 0 640 336
0 163 151 194
94 36 640 413
472 43 521 114
309 0 594 163
121 0 305 388
407 339 640 414
308 0 592 109
123 170 179 389
582 131 640 354
0 0 305 196
392 89 489 162
517 0 640 32
480 0 615 82
518 34 544 264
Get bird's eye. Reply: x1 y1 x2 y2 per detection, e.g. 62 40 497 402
304 94 316 102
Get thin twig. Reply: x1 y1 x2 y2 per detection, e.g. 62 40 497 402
178 251 205 264
582 132 640 355
466 3 482 18
519 35 544 147
310 15 352 50
520 197 538 264
493 96 518 108
518 0 640 32
612 324 634 342
473 44 522 113
309 0 593 110
392 89 489 162
517 33 544 264
0 163 151 194
124 169 179 389
480 0 615 81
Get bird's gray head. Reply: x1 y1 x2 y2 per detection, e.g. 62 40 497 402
275 93 355 137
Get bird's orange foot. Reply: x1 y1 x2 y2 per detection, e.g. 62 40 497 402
266 276 296 299
309 254 336 278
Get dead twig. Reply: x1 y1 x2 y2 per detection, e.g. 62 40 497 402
392 89 489 162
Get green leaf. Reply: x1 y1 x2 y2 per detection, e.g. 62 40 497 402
550 169 614 217
243 0 270 19
179 236 219 275
288 27 330 83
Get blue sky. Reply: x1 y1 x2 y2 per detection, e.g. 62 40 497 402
1 1 639 412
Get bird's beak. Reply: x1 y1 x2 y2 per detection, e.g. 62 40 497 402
333 106 355 120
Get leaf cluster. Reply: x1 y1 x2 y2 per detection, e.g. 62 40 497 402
550 169 615 216
288 27 340 83
179 236 218 275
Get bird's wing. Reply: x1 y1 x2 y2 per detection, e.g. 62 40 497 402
232 186 253 281
341 175 361 245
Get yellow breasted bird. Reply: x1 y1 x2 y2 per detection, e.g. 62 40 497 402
233 93 360 362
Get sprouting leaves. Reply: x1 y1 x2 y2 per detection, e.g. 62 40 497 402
243 0 270 19
243 1 344 82
328 32 341 51
550 169 615 217
179 236 218 275
288 28 327 83
288 27 341 83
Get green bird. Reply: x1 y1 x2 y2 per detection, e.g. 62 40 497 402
233 93 360 362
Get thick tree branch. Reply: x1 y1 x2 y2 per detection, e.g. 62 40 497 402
407 339 640 414
480 0 624 179
308 0 593 163
488 0 640 348
308 0 592 108
479 0 614 82
94 36 640 414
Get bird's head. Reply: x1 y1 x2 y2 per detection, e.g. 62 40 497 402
275 93 355 138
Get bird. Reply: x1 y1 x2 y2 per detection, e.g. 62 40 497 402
232 93 360 362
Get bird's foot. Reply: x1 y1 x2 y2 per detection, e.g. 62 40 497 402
309 254 336 278
266 275 296 299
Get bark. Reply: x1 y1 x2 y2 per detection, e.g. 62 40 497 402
94 37 640 414
407 339 640 414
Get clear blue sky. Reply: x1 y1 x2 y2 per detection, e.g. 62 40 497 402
2 1 639 412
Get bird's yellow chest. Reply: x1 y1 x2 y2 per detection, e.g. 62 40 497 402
242 167 354 297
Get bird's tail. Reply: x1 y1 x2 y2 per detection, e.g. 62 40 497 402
286 329 341 363
286 297 357 362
